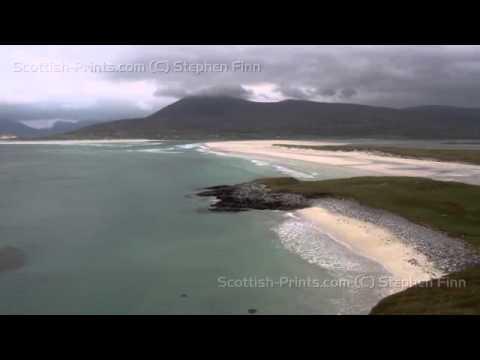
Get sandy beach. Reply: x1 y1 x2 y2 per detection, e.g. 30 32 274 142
206 140 480 185
204 140 480 292
298 205 441 291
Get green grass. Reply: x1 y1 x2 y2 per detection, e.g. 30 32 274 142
256 176 480 314
274 144 480 166
370 266 480 315
259 176 480 247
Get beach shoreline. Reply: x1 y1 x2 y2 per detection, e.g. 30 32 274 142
0 139 160 145
205 140 480 185
296 202 442 293
199 178 463 297
203 139 480 295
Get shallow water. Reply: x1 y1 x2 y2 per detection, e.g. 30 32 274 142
0 140 428 314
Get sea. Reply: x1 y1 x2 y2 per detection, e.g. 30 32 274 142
1 139 479 314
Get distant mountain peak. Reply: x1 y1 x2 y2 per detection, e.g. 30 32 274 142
0 120 40 138
57 96 480 140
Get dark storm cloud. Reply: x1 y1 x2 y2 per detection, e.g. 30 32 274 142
278 86 314 100
321 89 336 97
340 88 357 99
154 84 253 99
153 87 189 99
104 45 480 108
194 85 254 99
5 46 480 127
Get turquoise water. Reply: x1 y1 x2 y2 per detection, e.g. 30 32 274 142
0 141 385 314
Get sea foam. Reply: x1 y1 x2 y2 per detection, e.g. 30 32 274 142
251 159 270 167
0 139 158 146
129 148 183 154
274 214 385 274
272 165 316 179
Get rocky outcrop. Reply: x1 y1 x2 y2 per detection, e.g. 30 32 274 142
197 182 310 212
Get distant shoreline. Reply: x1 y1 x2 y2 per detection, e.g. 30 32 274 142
275 143 480 166
0 139 160 145
205 140 480 186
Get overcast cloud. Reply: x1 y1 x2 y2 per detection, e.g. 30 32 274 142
2 45 480 127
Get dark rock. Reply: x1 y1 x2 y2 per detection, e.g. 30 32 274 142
248 308 257 314
180 293 188 298
196 181 310 213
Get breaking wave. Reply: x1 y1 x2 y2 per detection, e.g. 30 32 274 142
273 213 386 275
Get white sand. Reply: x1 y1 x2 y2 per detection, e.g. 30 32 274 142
205 140 456 291
206 140 480 185
298 206 442 291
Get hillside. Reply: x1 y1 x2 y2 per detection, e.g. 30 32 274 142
0 120 42 138
57 96 480 139
0 119 108 139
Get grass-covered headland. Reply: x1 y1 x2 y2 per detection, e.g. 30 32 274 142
274 144 480 166
255 176 480 314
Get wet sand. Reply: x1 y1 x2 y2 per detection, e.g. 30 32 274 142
297 197 480 293
298 205 440 290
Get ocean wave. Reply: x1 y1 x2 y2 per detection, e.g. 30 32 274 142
189 144 230 156
127 148 183 154
125 142 224 155
203 149 230 156
272 165 316 179
176 143 203 150
168 143 216 154
284 212 300 219
273 215 384 274
251 159 270 167
117 142 165 148
273 212 390 314
0 139 158 146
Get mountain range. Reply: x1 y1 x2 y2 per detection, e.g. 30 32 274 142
13 96 480 139
0 120 41 138
0 120 108 138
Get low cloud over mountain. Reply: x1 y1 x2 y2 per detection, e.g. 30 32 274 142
4 45 480 129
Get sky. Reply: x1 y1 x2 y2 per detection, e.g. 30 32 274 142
2 45 480 128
